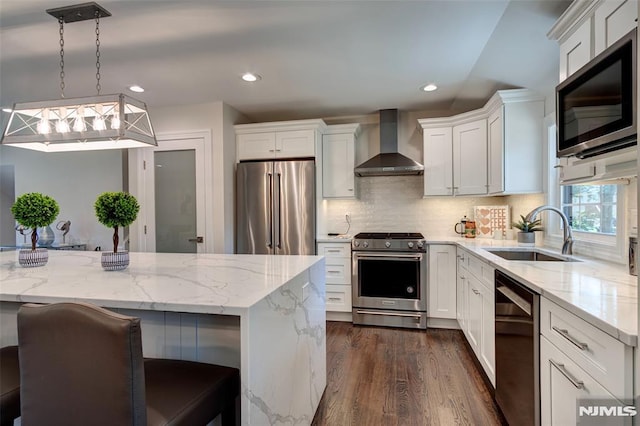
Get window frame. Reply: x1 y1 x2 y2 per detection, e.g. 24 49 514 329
545 114 627 262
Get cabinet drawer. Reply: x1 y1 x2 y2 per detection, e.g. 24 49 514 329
318 243 350 258
540 298 633 400
541 336 630 426
467 253 494 289
325 284 352 312
324 257 351 285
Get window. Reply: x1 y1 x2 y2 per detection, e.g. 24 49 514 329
561 184 617 235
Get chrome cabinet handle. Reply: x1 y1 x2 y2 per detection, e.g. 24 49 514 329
549 359 584 389
188 236 203 243
552 326 589 351
328 297 342 302
472 288 480 295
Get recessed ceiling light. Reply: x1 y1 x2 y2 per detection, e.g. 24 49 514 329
129 85 145 93
2 108 12 113
421 83 438 92
241 73 261 82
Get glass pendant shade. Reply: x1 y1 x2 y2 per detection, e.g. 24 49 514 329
1 94 157 152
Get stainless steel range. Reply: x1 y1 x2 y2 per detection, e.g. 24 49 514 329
351 232 427 329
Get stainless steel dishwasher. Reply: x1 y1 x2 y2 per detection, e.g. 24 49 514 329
495 270 540 426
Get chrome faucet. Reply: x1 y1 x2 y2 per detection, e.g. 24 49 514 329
525 205 574 255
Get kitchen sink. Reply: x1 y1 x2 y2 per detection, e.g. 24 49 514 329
484 248 579 262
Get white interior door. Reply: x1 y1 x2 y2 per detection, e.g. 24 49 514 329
139 137 206 253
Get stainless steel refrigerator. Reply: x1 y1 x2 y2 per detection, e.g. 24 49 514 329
236 159 316 255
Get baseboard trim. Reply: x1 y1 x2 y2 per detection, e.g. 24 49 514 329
326 311 352 322
427 318 460 329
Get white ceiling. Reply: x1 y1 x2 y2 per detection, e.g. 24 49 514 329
0 0 571 122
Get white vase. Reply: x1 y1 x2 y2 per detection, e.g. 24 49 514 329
101 251 129 271
18 248 48 267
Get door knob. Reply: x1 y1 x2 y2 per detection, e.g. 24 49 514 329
188 236 204 243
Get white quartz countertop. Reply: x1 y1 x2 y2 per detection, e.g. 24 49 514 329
316 235 353 243
428 237 637 346
0 251 324 316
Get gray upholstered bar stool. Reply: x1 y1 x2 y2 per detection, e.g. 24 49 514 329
0 346 20 426
17 302 240 426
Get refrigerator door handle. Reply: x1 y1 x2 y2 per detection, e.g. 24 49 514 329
275 172 282 249
267 172 273 248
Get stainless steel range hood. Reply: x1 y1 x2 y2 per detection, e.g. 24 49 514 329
355 109 424 177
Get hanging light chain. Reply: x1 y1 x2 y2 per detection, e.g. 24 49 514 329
59 17 65 98
95 12 101 95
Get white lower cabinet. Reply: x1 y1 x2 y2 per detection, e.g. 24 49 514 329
456 249 468 331
456 248 495 386
541 336 630 426
427 245 457 320
540 297 634 425
317 241 352 312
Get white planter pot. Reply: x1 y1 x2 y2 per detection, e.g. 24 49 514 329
517 232 535 245
18 248 48 267
101 251 129 271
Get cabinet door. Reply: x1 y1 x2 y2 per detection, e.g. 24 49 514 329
423 127 454 196
594 0 637 56
479 282 495 386
428 245 457 319
456 249 468 330
466 274 482 355
559 18 592 82
453 120 487 195
275 129 315 158
487 107 504 194
540 336 629 426
237 132 276 160
322 133 355 198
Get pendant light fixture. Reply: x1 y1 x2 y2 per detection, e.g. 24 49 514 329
1 2 157 152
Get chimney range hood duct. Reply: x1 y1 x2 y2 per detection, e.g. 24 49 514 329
354 109 424 177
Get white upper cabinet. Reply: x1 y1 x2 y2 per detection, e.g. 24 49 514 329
419 89 543 197
594 0 638 55
559 18 592 82
487 91 545 194
549 0 638 82
453 120 487 195
322 124 360 199
235 119 327 161
236 132 278 160
423 127 453 196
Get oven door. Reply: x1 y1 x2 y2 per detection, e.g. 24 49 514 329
352 251 426 312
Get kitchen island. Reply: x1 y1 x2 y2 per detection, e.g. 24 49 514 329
0 251 326 425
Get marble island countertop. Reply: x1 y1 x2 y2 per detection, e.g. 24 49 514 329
0 250 324 316
429 236 637 346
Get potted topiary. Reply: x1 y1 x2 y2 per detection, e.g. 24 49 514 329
11 192 60 267
512 214 543 244
94 191 140 271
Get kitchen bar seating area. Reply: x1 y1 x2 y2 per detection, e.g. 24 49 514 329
0 252 326 425
15 302 240 426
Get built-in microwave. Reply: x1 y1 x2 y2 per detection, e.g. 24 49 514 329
556 28 637 159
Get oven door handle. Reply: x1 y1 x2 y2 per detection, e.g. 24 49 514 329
355 310 423 318
353 253 423 261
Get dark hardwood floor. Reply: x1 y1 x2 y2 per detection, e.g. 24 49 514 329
312 321 505 426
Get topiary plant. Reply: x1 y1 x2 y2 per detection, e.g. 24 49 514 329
94 192 140 253
11 193 60 251
512 214 543 232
